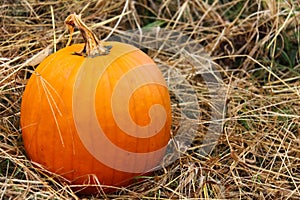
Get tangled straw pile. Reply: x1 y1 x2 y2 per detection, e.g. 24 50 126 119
1 0 299 199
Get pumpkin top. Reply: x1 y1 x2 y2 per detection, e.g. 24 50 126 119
65 13 111 57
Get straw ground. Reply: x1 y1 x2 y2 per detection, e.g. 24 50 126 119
1 0 299 199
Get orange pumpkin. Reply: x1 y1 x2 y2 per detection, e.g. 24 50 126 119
21 14 171 194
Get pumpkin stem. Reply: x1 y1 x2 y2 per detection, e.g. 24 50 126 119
65 13 110 57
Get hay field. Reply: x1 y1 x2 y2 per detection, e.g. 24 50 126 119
0 0 299 199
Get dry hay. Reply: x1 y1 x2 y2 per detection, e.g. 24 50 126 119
1 0 300 199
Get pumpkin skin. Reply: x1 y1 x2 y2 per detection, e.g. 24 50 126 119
20 41 171 193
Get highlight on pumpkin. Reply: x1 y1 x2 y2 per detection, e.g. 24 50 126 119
72 43 171 173
20 13 172 193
